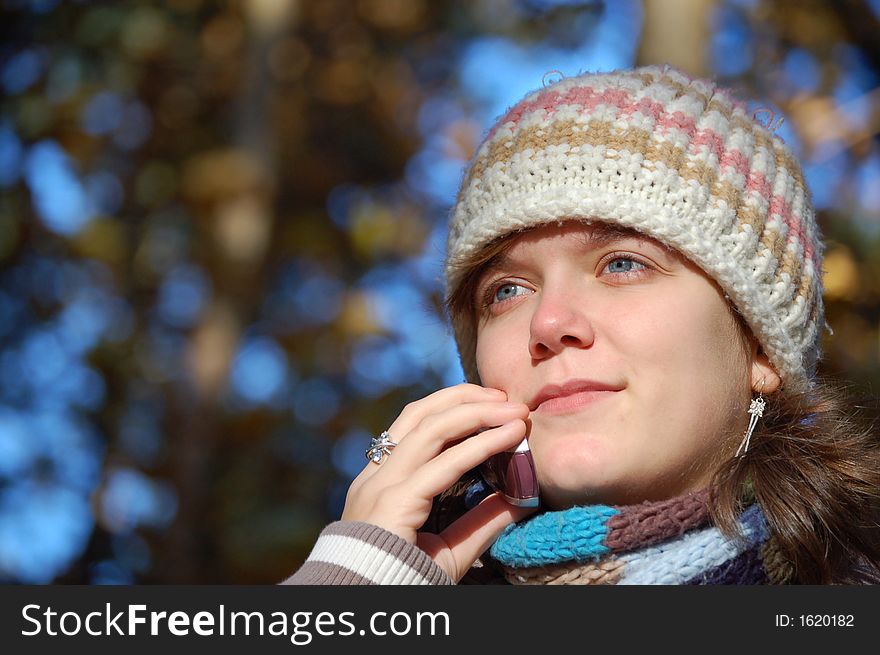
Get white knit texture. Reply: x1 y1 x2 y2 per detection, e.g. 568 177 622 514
307 534 437 585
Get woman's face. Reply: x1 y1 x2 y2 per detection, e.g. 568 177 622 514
473 222 761 508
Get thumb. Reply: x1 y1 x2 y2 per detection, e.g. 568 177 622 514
433 492 538 581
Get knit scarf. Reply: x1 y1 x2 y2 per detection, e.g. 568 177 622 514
486 489 794 585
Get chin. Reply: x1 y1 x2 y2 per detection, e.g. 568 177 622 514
530 427 641 506
535 427 609 468
535 456 623 509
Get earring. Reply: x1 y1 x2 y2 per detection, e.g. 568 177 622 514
735 379 766 458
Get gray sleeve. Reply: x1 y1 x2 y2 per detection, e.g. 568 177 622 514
280 521 454 585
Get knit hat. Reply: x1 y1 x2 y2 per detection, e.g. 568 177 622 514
444 64 827 395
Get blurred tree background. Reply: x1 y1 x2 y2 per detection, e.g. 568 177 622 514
0 0 878 584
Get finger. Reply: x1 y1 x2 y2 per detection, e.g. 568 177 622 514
378 403 528 481
385 383 508 445
403 419 528 500
359 399 527 488
434 492 538 581
345 420 528 549
354 384 508 483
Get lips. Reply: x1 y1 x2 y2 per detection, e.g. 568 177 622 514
528 378 624 412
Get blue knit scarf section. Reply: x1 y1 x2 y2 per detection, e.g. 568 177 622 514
491 504 620 567
488 499 770 585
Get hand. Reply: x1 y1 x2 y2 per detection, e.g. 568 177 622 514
341 383 536 582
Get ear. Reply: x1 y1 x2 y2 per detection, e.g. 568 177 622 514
750 346 782 394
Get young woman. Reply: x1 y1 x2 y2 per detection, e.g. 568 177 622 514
284 64 880 585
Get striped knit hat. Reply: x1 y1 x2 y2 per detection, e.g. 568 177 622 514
445 64 827 395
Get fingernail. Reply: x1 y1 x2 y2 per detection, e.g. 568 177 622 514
485 387 507 396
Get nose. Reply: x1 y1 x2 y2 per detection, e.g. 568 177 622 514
528 288 596 360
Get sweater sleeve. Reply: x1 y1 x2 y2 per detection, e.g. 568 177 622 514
280 521 454 585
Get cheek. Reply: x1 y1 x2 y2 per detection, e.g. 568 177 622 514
474 319 528 385
626 290 747 437
624 290 738 371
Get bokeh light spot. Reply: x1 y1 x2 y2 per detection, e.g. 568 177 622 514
229 336 290 406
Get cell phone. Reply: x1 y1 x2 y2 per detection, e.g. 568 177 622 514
479 438 540 508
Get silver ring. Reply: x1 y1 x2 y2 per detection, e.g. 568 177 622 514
365 430 398 464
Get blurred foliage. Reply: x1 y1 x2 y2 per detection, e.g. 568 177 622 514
0 0 878 583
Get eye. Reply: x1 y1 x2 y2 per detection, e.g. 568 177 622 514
489 282 530 304
479 280 532 312
601 254 651 277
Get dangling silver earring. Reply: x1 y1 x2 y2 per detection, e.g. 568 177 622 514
735 379 766 458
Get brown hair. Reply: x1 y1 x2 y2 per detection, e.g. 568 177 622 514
709 379 880 584
434 224 880 584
